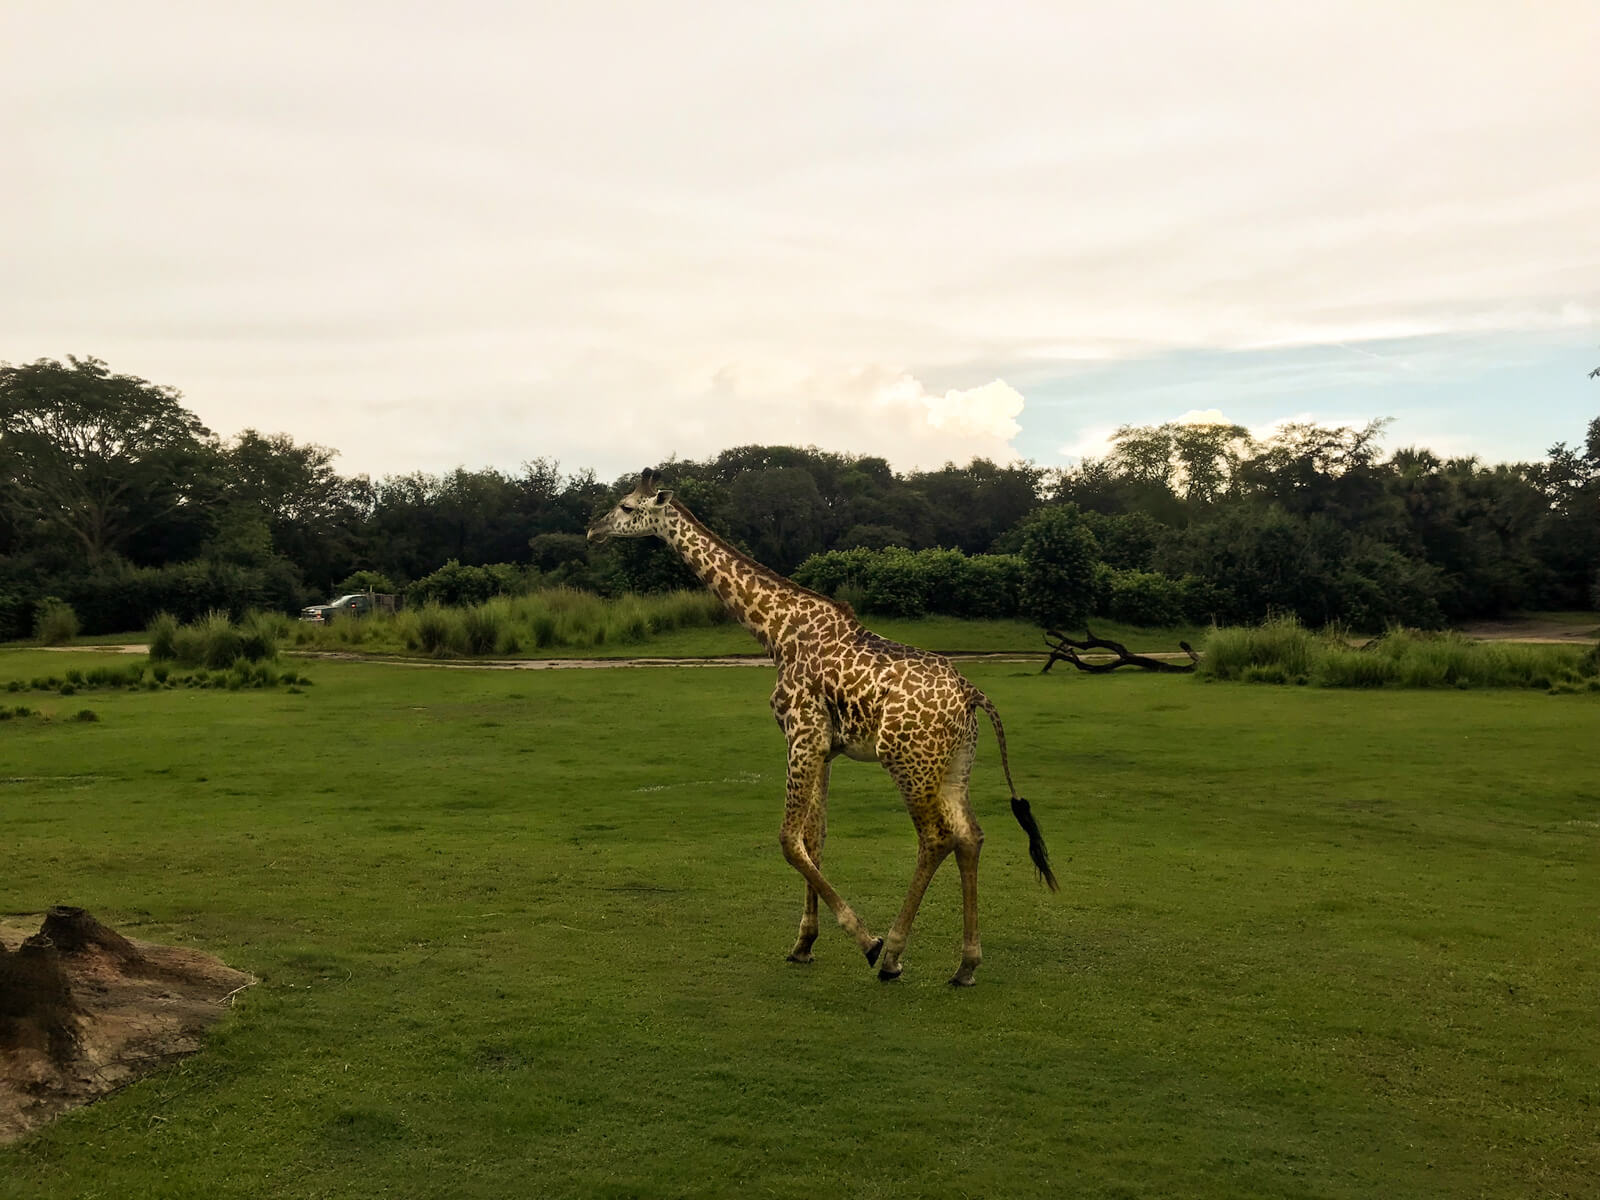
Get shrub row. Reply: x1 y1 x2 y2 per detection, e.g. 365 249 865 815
793 545 1221 625
1200 616 1600 691
45 560 306 636
794 548 1023 619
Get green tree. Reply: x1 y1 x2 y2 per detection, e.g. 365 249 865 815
219 430 360 582
727 466 827 574
0 356 215 562
1171 421 1251 506
1018 505 1100 629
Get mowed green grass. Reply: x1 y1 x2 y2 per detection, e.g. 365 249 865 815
1 649 1595 1199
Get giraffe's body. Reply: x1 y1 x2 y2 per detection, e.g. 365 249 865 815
588 470 1057 984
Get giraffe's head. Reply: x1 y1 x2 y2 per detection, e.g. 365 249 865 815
586 468 675 543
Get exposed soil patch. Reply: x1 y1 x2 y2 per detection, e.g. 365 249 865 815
0 907 253 1144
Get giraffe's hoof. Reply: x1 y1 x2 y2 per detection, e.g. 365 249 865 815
864 937 884 967
947 974 977 988
786 951 814 965
877 965 903 982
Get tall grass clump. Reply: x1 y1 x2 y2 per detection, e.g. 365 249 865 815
238 611 284 662
1205 618 1600 691
1314 648 1398 688
1199 615 1318 682
148 611 280 668
293 587 734 657
33 597 80 645
1369 629 1592 690
457 604 506 655
198 611 245 668
147 612 179 660
414 604 455 657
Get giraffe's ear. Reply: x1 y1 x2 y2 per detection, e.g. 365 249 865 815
652 489 671 505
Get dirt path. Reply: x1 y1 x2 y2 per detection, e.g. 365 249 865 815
1456 617 1600 644
34 617 1597 668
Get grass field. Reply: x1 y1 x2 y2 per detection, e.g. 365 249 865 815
2 647 1596 1198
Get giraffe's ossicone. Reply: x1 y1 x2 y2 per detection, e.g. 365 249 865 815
588 468 1058 985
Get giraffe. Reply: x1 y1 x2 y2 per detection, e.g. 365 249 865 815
587 468 1058 985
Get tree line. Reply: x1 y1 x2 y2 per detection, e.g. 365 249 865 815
2 355 1596 638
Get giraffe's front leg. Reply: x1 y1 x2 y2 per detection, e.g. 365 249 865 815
786 764 829 964
779 734 880 964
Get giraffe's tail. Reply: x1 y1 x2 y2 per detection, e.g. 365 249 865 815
976 693 1060 893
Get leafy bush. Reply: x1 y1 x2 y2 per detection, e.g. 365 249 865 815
407 561 529 608
793 548 876 596
957 555 1024 619
33 597 80 645
861 547 928 618
794 547 1024 620
1103 569 1185 627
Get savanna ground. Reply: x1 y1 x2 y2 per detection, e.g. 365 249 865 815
1 642 1596 1199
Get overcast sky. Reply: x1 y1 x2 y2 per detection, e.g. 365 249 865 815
5 1 1598 482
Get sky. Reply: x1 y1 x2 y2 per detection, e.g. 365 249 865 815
5 1 1598 483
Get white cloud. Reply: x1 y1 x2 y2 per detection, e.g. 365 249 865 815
1 2 1597 477
665 366 1025 473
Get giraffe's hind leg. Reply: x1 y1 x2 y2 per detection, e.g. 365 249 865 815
878 718 982 983
779 731 879 961
946 723 984 986
875 737 967 979
876 830 952 981
948 828 984 986
787 765 829 964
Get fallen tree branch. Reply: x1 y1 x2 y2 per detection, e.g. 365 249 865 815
1041 627 1200 674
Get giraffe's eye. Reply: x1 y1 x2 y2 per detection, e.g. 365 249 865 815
620 503 636 513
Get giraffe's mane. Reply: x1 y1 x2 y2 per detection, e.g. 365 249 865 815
669 500 860 625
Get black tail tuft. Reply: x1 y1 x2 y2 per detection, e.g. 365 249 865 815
1010 795 1060 892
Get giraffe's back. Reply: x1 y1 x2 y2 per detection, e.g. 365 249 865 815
787 623 981 766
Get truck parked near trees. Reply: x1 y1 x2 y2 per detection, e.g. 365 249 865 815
298 592 399 623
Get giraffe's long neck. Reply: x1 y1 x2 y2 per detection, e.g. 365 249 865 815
658 503 817 656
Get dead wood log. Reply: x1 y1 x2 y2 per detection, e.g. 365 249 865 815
1041 627 1201 674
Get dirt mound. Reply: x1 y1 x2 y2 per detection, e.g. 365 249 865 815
0 907 253 1144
